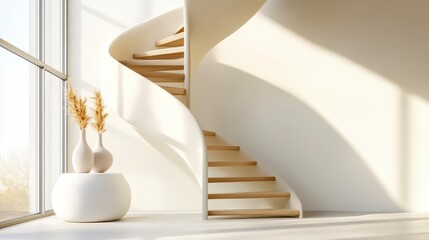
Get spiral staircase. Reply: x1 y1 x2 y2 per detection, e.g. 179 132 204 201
104 0 302 219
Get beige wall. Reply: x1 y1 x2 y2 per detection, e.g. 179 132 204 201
68 0 202 212
191 0 429 212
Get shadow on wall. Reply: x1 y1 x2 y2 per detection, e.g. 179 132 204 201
262 0 429 101
256 0 429 211
193 61 399 211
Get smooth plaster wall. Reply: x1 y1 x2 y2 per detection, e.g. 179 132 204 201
190 0 429 212
68 0 202 212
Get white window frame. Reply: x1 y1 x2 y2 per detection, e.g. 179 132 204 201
0 0 67 228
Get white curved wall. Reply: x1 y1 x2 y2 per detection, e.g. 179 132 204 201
185 0 267 71
191 0 429 212
69 0 204 212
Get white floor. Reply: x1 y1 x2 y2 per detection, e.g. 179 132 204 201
1 212 429 240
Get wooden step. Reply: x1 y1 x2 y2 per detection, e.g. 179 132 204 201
208 191 290 199
203 130 216 136
207 145 240 151
208 209 300 218
133 47 184 60
161 86 186 95
120 60 183 71
174 23 184 34
208 176 275 183
142 72 184 83
208 161 257 167
156 32 184 47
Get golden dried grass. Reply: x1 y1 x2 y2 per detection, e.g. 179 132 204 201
91 91 108 134
67 84 90 130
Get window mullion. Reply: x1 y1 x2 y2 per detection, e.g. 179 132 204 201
38 0 46 215
62 0 67 76
38 69 45 215
62 0 68 173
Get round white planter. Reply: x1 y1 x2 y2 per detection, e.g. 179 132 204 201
52 173 131 222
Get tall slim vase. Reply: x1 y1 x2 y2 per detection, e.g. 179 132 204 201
92 133 113 173
72 129 94 173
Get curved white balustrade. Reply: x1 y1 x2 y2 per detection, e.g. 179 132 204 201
101 8 205 190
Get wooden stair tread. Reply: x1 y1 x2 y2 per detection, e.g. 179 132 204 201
161 86 186 95
120 59 183 66
130 65 184 72
207 145 240 151
208 191 290 199
133 47 184 60
142 72 184 82
208 209 300 217
156 32 184 47
174 23 184 34
203 130 216 136
208 161 257 167
208 176 275 183
120 60 184 71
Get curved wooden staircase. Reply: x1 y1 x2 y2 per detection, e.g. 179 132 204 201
120 23 186 100
204 129 300 218
120 24 300 218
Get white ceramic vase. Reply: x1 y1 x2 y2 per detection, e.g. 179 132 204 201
92 133 113 173
72 129 94 173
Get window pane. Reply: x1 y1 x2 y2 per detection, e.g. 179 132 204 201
44 72 63 210
0 0 38 58
0 47 39 222
45 0 63 72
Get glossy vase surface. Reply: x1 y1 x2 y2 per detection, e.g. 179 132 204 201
92 133 113 173
72 130 94 173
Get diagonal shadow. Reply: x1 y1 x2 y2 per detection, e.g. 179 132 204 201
258 0 429 213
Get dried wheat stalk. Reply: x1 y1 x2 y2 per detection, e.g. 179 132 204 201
67 84 90 130
91 91 108 134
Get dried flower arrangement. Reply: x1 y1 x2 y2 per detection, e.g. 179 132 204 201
67 84 90 130
91 91 108 134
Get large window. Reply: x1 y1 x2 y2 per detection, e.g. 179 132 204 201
0 0 67 227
